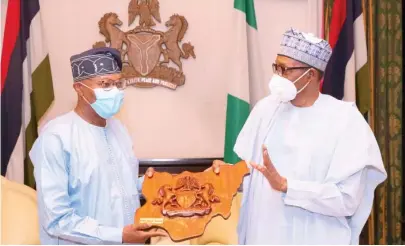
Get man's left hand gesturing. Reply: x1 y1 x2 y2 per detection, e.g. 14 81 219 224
250 145 287 192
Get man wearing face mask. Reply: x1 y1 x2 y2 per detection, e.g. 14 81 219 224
29 47 166 244
212 28 387 244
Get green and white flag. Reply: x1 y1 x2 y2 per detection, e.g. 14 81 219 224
224 0 264 164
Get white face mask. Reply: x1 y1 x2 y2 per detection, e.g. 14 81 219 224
268 69 311 102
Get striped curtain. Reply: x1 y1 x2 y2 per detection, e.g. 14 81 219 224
1 0 54 188
322 0 370 115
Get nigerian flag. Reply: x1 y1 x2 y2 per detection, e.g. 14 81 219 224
224 0 264 164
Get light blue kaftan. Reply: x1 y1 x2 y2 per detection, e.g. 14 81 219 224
29 111 144 244
234 94 387 245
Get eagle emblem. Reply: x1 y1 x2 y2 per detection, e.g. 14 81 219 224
93 0 196 90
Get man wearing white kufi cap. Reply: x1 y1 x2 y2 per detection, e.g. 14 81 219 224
212 28 387 244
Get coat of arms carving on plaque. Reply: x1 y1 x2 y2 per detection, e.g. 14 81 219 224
93 0 196 90
135 161 249 241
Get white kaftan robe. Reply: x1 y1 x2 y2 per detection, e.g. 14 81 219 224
234 93 387 245
29 111 143 244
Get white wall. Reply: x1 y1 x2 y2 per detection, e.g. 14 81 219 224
1 0 322 159
255 0 321 91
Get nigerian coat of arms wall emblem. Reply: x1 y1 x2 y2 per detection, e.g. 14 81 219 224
93 0 196 90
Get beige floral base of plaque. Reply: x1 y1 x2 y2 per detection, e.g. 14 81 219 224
134 161 249 242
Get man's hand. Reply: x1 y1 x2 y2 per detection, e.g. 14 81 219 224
250 145 288 192
145 167 155 178
122 224 167 243
204 160 228 174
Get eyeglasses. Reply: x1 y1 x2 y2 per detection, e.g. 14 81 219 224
272 63 311 76
94 78 127 91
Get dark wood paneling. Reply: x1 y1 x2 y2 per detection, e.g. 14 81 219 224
139 158 221 174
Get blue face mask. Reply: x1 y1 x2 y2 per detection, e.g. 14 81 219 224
79 83 124 119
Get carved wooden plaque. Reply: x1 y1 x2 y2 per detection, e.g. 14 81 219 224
134 161 249 241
